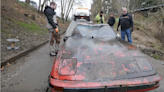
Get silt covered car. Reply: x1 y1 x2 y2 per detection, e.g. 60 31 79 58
48 23 161 92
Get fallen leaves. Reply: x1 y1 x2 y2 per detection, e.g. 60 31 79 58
1 67 4 70
7 62 10 66
1 62 11 71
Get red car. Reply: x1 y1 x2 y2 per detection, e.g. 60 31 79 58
48 23 161 92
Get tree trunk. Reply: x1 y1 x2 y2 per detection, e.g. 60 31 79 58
65 0 74 21
41 0 47 12
65 0 73 19
25 0 30 4
63 0 68 15
61 0 64 23
38 0 41 12
103 0 105 12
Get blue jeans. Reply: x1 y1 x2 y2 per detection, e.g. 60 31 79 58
121 29 132 44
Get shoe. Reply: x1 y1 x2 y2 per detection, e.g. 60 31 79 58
50 51 56 56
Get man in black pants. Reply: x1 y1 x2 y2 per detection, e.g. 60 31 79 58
44 2 60 56
107 13 115 29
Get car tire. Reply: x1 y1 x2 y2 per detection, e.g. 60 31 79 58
43 85 51 92
87 17 90 21
88 18 90 21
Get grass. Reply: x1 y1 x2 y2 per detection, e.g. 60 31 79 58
16 0 37 12
133 20 144 31
1 29 10 34
154 54 160 60
16 21 47 34
153 40 163 50
8 18 47 35
1 30 11 37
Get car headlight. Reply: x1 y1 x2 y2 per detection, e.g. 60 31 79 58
58 58 77 75
134 57 153 71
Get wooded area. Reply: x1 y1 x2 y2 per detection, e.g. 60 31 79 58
25 0 83 23
91 0 164 46
91 0 164 16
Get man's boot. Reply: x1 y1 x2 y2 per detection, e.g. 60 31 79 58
50 45 56 56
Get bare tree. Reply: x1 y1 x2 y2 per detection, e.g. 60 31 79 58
65 0 74 21
59 0 82 22
41 0 47 12
91 0 102 17
147 0 164 45
38 0 41 12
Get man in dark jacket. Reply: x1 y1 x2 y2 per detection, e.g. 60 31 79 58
117 8 133 44
107 13 115 28
44 2 60 56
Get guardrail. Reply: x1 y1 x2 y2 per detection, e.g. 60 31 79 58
133 4 164 12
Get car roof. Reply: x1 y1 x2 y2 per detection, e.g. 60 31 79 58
64 21 93 37
64 21 110 37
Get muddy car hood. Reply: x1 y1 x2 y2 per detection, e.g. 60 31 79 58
53 37 157 81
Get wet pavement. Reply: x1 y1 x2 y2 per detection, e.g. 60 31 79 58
148 57 164 92
1 43 54 92
1 32 65 92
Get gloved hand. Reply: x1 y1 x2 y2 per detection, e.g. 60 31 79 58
130 28 133 33
55 28 59 33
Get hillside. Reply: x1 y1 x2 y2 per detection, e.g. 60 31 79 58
112 13 164 60
1 0 69 62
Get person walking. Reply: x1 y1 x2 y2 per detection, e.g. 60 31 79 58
95 11 105 24
107 13 115 28
44 2 60 56
117 8 133 44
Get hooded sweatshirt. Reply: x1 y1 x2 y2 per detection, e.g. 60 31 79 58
44 6 57 29
108 17 115 26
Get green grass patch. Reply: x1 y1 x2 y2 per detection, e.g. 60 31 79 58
4 16 47 35
154 54 160 60
1 30 11 37
11 19 47 35
1 29 11 34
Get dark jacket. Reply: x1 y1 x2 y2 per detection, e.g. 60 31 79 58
117 13 133 31
44 6 57 29
108 17 115 26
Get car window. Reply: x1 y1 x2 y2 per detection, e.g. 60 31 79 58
72 24 117 38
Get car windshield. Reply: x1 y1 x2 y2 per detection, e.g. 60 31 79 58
72 24 117 38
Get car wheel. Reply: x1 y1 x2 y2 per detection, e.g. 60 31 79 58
87 17 90 21
88 18 90 21
43 86 51 92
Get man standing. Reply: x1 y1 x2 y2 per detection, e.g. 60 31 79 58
95 11 105 24
117 8 133 44
44 2 60 56
107 13 115 28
